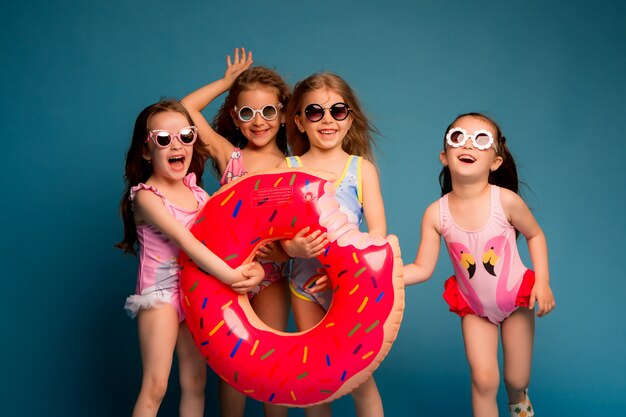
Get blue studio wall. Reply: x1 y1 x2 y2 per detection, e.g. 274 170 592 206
1 0 625 416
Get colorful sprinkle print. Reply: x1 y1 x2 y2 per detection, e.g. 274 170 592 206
179 171 403 406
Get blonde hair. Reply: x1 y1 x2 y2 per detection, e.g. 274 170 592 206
286 72 377 161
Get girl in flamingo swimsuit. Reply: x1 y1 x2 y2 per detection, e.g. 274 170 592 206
404 112 555 417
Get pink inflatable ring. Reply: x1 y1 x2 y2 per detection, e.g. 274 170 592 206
179 169 404 407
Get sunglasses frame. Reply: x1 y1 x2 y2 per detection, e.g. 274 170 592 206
446 127 495 151
234 103 283 122
146 126 198 149
303 102 351 122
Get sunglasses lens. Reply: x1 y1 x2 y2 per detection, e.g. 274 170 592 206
330 103 349 121
474 133 491 148
304 104 324 122
238 107 254 121
179 128 196 144
448 130 465 145
262 105 278 120
155 132 172 147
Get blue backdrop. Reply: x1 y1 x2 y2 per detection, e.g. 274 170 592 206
2 0 625 416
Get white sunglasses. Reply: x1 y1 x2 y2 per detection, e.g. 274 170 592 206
234 104 282 122
446 127 495 151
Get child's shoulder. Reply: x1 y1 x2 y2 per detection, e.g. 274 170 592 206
132 183 166 207
130 183 165 225
422 199 441 230
497 186 529 218
425 198 441 215
497 186 524 205
130 181 161 202
359 158 377 174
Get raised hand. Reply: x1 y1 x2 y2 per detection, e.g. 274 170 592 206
224 47 253 84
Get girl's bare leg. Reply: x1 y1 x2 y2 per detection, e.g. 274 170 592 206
462 314 500 417
292 294 331 417
501 308 535 404
177 322 207 417
132 305 179 417
252 279 290 417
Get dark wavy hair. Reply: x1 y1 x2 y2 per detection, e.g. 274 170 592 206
439 112 519 196
210 66 291 173
116 99 209 255
286 72 378 161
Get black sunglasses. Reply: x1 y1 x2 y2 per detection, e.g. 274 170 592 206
303 102 351 122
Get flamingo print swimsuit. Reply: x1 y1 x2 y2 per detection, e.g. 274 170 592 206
440 185 534 325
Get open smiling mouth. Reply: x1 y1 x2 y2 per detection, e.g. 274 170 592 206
459 155 476 163
169 156 185 168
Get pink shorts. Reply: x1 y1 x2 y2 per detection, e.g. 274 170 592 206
443 269 535 319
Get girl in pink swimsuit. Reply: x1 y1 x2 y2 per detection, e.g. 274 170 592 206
182 49 326 417
117 99 264 417
404 113 555 417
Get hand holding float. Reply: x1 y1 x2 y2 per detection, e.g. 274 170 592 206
179 169 404 407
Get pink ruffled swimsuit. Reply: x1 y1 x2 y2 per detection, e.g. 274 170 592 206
221 148 285 299
124 173 209 322
440 185 534 325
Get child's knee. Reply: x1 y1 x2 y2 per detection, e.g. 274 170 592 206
471 368 500 395
504 376 529 394
142 376 169 402
180 368 206 394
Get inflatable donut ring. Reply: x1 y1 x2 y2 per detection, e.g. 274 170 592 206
179 169 404 407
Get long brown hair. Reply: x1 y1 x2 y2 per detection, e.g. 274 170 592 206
211 66 291 173
116 99 209 255
286 72 378 161
439 112 519 196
